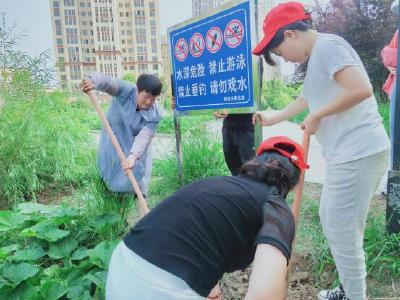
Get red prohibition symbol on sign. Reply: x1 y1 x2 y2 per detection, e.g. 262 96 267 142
206 26 223 54
224 19 244 48
189 33 205 58
175 38 188 62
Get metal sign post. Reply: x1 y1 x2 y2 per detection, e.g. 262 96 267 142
386 3 400 234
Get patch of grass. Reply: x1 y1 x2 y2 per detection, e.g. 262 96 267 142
378 102 390 135
69 94 110 131
0 90 95 208
295 191 400 292
156 114 214 135
150 124 229 199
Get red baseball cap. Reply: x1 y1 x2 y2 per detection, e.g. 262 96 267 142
252 2 311 56
257 136 309 170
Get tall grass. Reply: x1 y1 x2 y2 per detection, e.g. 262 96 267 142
296 194 400 289
0 86 94 208
150 124 229 198
156 114 214 135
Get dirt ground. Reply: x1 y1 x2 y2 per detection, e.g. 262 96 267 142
220 254 316 300
219 182 400 300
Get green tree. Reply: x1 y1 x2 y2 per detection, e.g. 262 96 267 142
313 0 397 97
122 73 136 84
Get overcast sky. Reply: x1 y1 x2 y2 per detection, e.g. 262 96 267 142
1 0 329 74
1 0 192 63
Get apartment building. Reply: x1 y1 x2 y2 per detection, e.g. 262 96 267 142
50 0 162 90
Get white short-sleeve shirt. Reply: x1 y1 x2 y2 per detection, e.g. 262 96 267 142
301 33 390 165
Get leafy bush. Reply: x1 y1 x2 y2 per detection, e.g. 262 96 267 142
261 80 301 110
0 202 121 300
0 89 94 208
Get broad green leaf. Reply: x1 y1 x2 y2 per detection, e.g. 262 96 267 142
0 282 42 300
64 266 91 288
20 221 69 242
12 243 46 261
68 289 91 300
0 244 19 259
48 205 80 218
0 276 5 289
39 280 67 299
89 213 119 228
85 270 107 289
19 284 42 300
66 283 91 299
17 202 56 215
87 240 119 269
43 265 60 278
48 238 78 259
70 246 88 260
0 211 29 231
2 262 39 285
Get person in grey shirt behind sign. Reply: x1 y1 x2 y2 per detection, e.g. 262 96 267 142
81 72 163 200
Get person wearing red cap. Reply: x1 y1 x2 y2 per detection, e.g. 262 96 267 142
253 2 390 300
105 136 308 300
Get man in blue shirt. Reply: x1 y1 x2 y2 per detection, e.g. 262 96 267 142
81 72 163 198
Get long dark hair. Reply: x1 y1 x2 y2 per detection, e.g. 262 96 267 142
240 151 301 197
262 20 312 66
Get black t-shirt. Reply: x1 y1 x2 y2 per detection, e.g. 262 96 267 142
123 175 295 297
223 113 254 130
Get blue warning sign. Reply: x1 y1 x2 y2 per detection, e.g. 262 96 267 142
169 1 253 111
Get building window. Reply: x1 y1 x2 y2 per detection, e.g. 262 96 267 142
134 0 144 7
63 0 74 7
55 20 62 35
70 65 81 80
134 10 145 25
138 64 148 72
66 28 78 44
151 38 157 53
68 47 80 62
65 10 77 25
153 64 158 71
135 28 146 44
53 1 60 16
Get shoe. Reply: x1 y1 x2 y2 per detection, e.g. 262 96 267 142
318 284 350 300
